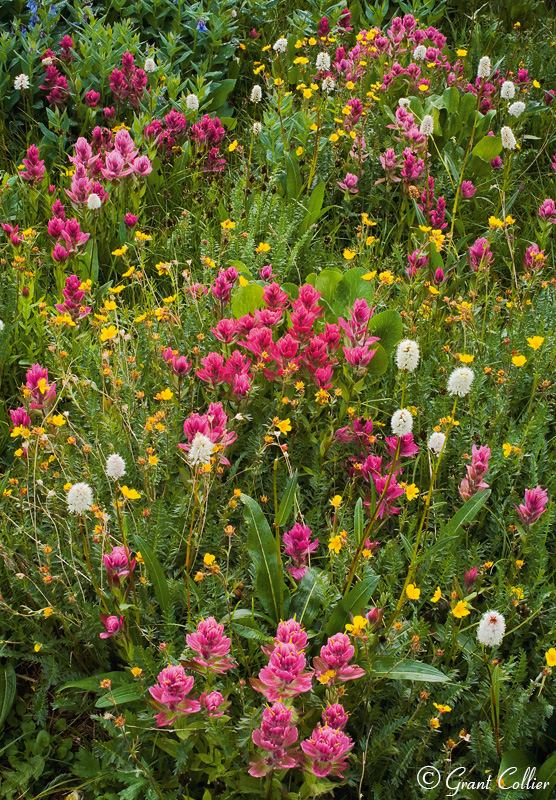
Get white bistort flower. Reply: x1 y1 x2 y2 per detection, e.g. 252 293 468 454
413 45 427 61
188 432 214 467
447 367 474 397
87 193 101 211
144 58 157 73
398 97 410 109
186 94 199 110
500 80 515 99
391 408 413 437
477 610 505 647
0 319 4 332
67 482 93 515
420 114 434 136
273 37 288 53
253 122 262 136
106 453 126 481
322 76 335 92
427 431 446 456
501 126 516 150
250 84 262 103
14 73 30 91
508 101 525 117
477 55 491 79
316 52 331 72
396 339 420 372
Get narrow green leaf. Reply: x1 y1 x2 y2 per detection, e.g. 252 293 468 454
0 663 16 728
59 671 132 693
372 657 449 682
354 498 364 545
242 494 284 624
440 489 490 538
134 535 171 614
290 568 325 627
95 685 142 708
325 574 380 635
276 470 298 528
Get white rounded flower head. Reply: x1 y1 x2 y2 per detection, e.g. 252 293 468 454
0 319 4 332
87 193 101 211
501 125 516 150
396 339 420 372
420 114 434 137
427 431 446 456
398 97 410 109
186 93 199 111
508 101 525 117
477 610 505 647
188 432 214 467
413 45 427 61
14 73 30 91
273 37 288 53
322 76 335 92
106 453 126 481
250 84 262 103
391 408 413 437
144 57 157 73
500 80 515 100
252 122 262 136
316 52 331 72
477 55 491 79
67 482 93 514
447 367 474 397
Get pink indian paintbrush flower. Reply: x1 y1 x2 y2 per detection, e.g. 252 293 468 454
10 407 31 429
262 619 308 656
99 614 124 639
55 275 92 322
179 403 237 465
458 444 490 500
338 172 359 193
25 364 56 410
539 199 556 223
313 632 365 684
516 486 548 528
148 665 201 727
185 617 236 673
283 523 319 580
199 691 227 717
300 724 354 777
20 144 46 183
103 545 136 585
251 641 313 702
249 702 299 777
322 703 349 730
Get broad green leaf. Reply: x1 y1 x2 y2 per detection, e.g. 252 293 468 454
372 657 448 682
315 268 344 309
299 181 331 235
276 470 298 527
366 343 389 376
536 752 556 800
498 750 537 789
326 574 380 635
332 268 375 319
0 663 16 728
134 535 171 614
367 310 403 353
242 494 284 624
59 671 132 692
472 135 503 162
95 685 142 708
440 489 490 538
442 86 460 112
231 283 265 318
290 568 325 627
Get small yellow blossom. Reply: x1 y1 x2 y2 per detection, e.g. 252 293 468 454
330 495 342 508
452 601 470 618
343 248 356 260
228 140 238 152
405 483 419 501
546 649 556 667
120 486 141 500
527 336 544 350
255 242 271 253
458 354 474 364
135 231 152 241
274 418 292 435
100 325 118 342
406 584 421 600
156 388 174 401
345 616 368 636
328 535 343 554
203 553 216 566
431 587 442 603
112 245 128 256
512 355 527 367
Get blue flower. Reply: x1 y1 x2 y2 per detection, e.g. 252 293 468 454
196 18 208 32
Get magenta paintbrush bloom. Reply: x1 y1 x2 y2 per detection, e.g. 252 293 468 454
283 523 319 580
516 486 549 528
99 614 124 639
20 144 45 183
55 274 91 322
301 725 354 777
186 617 236 673
103 545 136 585
249 702 299 777
251 641 313 702
148 665 200 726
313 633 365 683
459 444 490 500
25 364 56 410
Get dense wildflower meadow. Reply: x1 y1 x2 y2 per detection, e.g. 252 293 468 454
2 0 556 797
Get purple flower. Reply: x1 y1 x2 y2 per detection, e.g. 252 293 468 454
148 665 200 726
516 486 548 528
283 523 318 580
103 545 136 585
186 617 236 673
313 633 365 684
539 199 556 222
251 641 313 702
20 144 46 183
249 702 299 777
100 614 124 639
461 180 476 198
468 237 493 271
200 691 227 717
459 444 490 500
338 172 358 194
301 725 354 777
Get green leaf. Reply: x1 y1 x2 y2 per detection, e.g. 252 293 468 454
442 86 460 112
315 268 344 310
290 568 325 627
440 489 490 538
536 752 556 800
354 498 364 545
498 750 537 789
0 663 16 728
242 494 284 624
299 181 331 235
372 657 449 682
325 574 380 635
332 268 375 319
59 671 132 693
285 152 302 199
134 535 171 615
472 135 503 162
366 344 389 376
231 283 265 318
367 309 404 353
95 685 142 708
276 470 298 528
